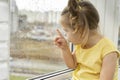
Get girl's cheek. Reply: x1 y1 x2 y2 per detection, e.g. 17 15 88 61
66 36 71 41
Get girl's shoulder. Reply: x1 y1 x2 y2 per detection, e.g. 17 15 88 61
101 37 114 45
101 37 120 58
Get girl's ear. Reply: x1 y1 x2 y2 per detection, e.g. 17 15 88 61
72 25 79 34
72 26 77 33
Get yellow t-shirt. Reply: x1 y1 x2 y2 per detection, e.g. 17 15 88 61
72 37 120 80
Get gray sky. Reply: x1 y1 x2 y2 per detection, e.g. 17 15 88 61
15 0 68 12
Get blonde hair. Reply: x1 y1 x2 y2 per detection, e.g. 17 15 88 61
61 0 99 47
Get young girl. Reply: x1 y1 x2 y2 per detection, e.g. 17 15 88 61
54 0 120 80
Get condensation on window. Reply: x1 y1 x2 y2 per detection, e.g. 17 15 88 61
10 0 69 79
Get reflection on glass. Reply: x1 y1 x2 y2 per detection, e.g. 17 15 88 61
10 0 69 79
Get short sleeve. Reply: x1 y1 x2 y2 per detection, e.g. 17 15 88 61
101 42 120 59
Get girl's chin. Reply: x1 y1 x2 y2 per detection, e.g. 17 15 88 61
72 42 81 45
68 40 81 45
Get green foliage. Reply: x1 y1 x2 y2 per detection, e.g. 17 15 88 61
10 75 28 80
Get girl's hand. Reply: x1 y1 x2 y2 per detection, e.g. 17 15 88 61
54 29 68 50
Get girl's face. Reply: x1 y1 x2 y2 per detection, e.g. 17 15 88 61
60 17 82 45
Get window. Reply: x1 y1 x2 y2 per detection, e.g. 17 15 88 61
10 0 71 79
118 26 120 65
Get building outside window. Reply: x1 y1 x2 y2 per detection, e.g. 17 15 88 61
10 0 71 80
1 0 118 80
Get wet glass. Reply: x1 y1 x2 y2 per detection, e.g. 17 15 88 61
9 0 71 79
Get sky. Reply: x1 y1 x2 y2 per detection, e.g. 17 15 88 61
15 0 68 12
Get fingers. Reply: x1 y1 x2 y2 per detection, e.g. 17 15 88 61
54 29 67 49
54 37 63 48
54 37 61 44
56 29 64 38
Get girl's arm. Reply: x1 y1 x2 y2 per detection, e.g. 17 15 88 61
100 52 118 80
54 29 77 69
61 48 77 69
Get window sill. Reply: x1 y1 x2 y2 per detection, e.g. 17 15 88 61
26 68 73 80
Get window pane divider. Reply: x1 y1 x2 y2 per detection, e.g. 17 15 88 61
26 68 74 80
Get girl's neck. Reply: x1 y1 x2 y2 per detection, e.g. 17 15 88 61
83 30 103 49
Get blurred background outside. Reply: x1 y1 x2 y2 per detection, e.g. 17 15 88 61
10 0 70 80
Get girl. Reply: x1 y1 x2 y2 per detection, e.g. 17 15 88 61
54 0 120 80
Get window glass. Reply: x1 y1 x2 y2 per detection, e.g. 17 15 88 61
10 0 69 79
118 26 120 65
